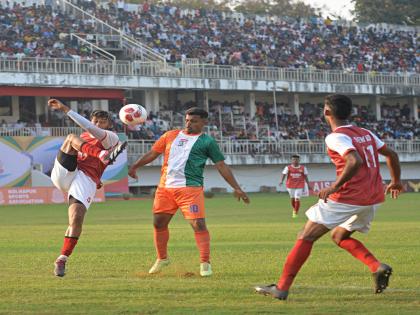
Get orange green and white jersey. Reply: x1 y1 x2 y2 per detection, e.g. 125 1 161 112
152 130 225 188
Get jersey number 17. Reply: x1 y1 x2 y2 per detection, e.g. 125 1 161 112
362 144 377 168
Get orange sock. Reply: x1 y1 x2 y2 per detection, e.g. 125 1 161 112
154 227 169 259
194 230 210 263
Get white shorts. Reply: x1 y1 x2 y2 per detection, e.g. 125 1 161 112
306 199 381 233
51 158 96 209
287 188 303 199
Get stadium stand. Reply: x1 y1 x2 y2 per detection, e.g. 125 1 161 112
0 1 418 141
1 101 418 141
73 1 418 72
1 1 418 73
0 2 99 59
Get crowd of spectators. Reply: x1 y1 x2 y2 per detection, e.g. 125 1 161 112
0 2 97 59
205 100 420 141
0 1 418 73
2 100 419 141
99 1 418 73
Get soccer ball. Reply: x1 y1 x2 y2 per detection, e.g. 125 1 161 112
119 104 148 126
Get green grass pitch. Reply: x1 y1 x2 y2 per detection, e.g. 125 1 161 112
0 193 419 314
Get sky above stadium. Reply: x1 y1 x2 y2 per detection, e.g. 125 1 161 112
302 0 355 19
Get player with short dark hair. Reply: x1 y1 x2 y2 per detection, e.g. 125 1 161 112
280 154 310 218
256 94 403 300
185 107 209 118
48 99 127 277
128 107 250 277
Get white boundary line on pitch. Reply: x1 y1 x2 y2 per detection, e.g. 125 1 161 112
292 285 420 293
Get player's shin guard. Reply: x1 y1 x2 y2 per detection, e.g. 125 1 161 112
277 239 313 291
338 238 380 272
154 227 169 259
61 236 79 257
194 230 210 263
294 199 300 214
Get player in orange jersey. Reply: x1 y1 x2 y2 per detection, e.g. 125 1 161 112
48 99 127 277
280 155 310 218
128 107 249 277
256 94 403 300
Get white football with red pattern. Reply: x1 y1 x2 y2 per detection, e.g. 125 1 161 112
119 104 147 126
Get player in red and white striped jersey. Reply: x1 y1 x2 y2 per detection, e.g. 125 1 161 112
256 94 403 300
280 155 310 218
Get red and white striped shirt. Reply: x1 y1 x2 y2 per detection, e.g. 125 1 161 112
325 125 385 206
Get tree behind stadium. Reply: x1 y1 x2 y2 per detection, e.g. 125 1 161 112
352 0 420 25
234 0 317 18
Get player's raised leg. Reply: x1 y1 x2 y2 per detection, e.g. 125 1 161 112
62 133 126 165
48 99 127 165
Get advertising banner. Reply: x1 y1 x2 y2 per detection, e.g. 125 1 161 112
0 186 105 205
309 180 420 196
0 134 128 197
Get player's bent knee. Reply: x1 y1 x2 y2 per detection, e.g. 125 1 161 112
331 234 342 245
153 214 171 229
190 218 207 231
153 221 168 229
298 235 316 242
298 230 321 242
297 230 304 239
66 133 78 142
331 232 349 246
60 134 79 153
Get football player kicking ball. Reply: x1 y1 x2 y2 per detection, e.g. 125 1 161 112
256 94 403 300
48 99 127 277
128 107 250 277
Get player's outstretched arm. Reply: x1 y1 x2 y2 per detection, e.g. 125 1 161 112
215 161 250 204
48 98 106 141
128 150 161 179
319 151 362 202
378 146 403 199
279 173 286 186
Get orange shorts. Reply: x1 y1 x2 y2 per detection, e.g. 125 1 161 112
153 187 205 219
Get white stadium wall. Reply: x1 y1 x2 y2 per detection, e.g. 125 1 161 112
131 162 420 193
2 73 420 96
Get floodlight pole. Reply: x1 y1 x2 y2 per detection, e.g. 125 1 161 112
219 107 223 142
